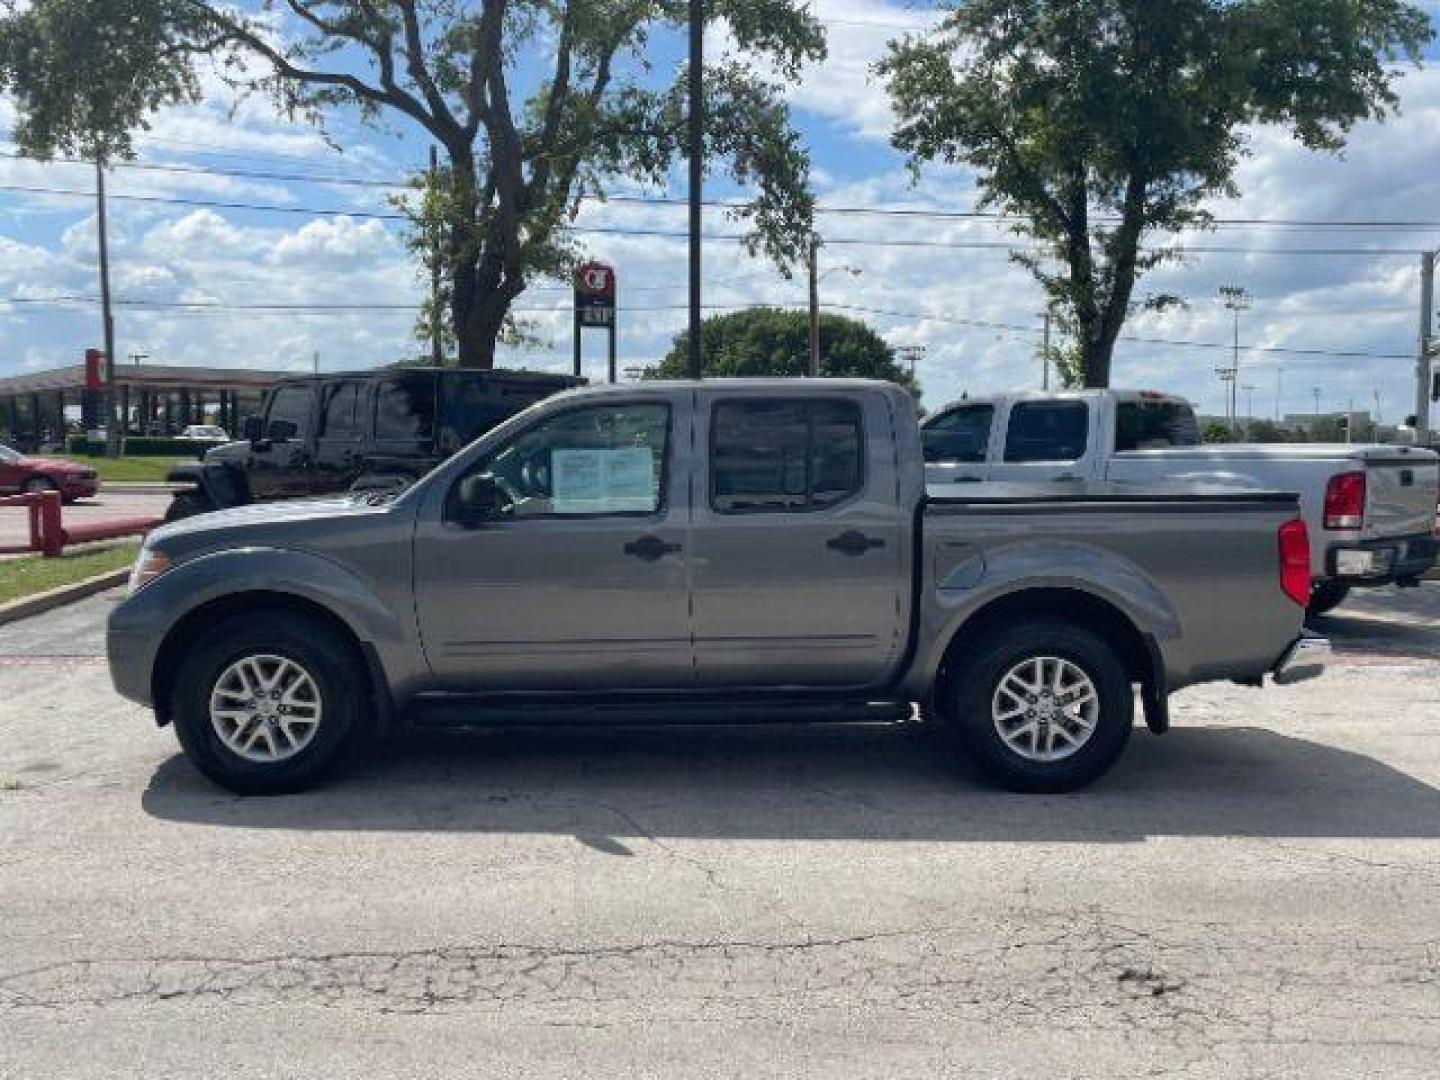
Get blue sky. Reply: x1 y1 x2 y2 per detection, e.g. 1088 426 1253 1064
2 0 1440 423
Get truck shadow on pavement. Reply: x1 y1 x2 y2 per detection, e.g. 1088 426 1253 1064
141 723 1440 844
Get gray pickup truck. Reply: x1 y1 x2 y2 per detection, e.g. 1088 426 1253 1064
108 380 1328 795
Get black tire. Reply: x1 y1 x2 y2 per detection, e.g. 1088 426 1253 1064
1307 580 1350 618
21 476 57 495
941 620 1133 793
169 610 369 795
163 491 215 522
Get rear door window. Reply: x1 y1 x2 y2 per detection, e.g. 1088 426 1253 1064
1115 400 1200 451
1003 401 1090 463
710 399 863 513
374 374 436 442
319 381 364 441
922 404 995 463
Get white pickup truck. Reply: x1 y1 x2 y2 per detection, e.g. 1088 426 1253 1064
922 390 1439 614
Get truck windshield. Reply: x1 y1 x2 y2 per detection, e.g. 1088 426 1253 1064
1115 400 1200 451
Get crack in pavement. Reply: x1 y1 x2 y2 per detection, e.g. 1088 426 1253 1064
2 912 1434 1057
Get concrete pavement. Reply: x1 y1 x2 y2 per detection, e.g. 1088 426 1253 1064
1 586 1438 1078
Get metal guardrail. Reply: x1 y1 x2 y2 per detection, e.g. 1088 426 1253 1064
0 490 159 557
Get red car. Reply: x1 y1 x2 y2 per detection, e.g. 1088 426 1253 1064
0 441 101 502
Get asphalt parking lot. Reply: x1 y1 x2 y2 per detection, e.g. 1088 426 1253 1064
1 585 1438 1078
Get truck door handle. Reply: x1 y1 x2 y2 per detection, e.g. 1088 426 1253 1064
623 535 681 562
827 530 886 557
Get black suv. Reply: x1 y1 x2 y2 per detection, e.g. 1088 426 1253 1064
167 367 584 519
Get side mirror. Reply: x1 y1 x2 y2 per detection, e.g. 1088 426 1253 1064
242 415 263 442
267 419 299 443
453 474 507 526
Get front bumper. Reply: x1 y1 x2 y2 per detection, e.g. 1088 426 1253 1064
1271 633 1331 686
106 599 159 709
1326 531 1437 583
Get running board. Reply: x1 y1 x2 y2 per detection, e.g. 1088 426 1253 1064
407 694 913 730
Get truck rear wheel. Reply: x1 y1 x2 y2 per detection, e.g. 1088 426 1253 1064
169 611 368 795
942 621 1132 793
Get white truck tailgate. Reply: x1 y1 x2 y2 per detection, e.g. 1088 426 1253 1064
1359 448 1439 540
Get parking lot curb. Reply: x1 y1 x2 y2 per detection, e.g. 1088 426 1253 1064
0 568 129 628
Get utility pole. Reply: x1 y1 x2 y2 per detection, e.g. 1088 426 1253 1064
1218 285 1250 435
95 158 120 459
429 145 443 366
313 350 320 377
1041 309 1051 390
1416 251 1435 440
1242 383 1257 439
807 234 820 377
687 0 703 380
1274 365 1284 422
1346 396 1355 444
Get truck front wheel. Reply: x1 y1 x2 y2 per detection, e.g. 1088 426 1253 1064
942 621 1132 793
169 611 368 795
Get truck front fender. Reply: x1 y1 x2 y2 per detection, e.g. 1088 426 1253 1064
108 546 421 714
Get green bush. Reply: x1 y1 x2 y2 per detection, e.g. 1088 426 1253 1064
66 435 221 457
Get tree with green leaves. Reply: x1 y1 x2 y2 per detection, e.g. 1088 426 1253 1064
0 1 826 368
648 306 920 395
880 0 1432 388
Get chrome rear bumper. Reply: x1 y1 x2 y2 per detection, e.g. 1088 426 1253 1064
1272 633 1331 686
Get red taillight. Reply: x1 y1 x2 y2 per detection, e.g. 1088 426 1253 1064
1323 471 1366 530
1279 518 1311 606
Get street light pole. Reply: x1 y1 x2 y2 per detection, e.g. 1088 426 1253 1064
687 0 704 381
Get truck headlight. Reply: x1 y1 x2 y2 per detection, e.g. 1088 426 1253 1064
127 548 172 596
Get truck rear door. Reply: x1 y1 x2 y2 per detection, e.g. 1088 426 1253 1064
688 389 908 689
987 399 1096 482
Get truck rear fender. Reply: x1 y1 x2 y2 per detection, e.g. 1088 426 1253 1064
144 548 411 729
909 541 1182 730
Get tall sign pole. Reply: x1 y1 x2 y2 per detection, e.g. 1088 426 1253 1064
687 0 704 380
95 158 120 458
1416 251 1434 440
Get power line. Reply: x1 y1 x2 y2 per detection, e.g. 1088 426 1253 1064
4 182 1410 256
9 153 1440 233
1 292 1414 362
827 303 1415 361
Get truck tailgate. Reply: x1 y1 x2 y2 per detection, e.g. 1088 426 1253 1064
1359 448 1439 540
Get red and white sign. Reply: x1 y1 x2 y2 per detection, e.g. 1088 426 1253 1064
575 261 617 328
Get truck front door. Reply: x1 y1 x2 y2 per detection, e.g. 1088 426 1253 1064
412 395 692 691
688 391 908 689
245 383 318 502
